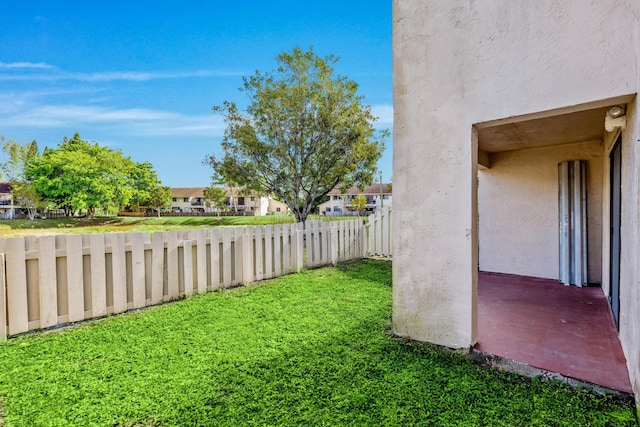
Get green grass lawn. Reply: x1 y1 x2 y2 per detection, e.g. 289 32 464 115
0 260 635 426
0 215 363 237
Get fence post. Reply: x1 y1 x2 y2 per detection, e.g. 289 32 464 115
38 236 57 328
88 234 108 316
367 212 375 256
183 239 194 296
294 223 304 272
234 227 245 285
264 225 273 279
320 221 328 265
383 207 391 256
222 227 232 287
330 223 338 265
273 224 282 277
0 253 5 341
338 221 345 262
151 231 165 304
375 208 382 256
312 221 321 267
282 223 291 274
194 229 207 293
359 219 367 258
127 233 147 308
242 227 254 284
5 238 28 335
110 233 128 313
209 229 221 289
255 226 263 281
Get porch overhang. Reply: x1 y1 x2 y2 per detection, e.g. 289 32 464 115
475 95 636 165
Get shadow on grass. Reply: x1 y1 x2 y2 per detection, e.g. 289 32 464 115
0 217 127 230
0 259 635 426
168 277 634 426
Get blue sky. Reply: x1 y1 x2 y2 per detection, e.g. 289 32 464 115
0 1 392 188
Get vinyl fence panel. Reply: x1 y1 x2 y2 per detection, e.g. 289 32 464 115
0 217 372 338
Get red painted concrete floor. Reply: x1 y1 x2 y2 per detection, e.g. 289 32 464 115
475 271 632 393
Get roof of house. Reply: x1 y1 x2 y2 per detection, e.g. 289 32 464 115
0 182 11 194
326 184 392 196
171 187 205 198
171 187 267 199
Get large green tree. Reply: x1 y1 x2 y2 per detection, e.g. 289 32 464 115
203 185 228 215
128 161 162 209
148 185 172 218
27 133 160 218
1 137 43 220
206 47 386 224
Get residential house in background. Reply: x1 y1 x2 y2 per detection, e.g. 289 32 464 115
170 187 288 215
0 182 14 219
318 184 392 216
393 1 639 405
170 188 206 213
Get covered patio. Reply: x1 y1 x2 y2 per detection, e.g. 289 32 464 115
474 271 632 394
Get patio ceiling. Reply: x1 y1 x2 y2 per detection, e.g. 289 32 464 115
477 107 608 153
475 94 635 166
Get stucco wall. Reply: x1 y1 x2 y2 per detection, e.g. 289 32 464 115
478 141 603 282
393 0 639 401
619 99 640 405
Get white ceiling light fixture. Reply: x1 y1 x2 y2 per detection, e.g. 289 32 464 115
607 105 625 118
605 105 626 132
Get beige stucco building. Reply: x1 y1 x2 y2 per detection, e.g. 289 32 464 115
318 184 392 216
0 183 15 219
393 0 639 404
170 187 288 215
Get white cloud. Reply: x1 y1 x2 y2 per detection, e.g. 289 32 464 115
0 68 244 82
371 104 393 127
0 61 55 70
0 103 225 138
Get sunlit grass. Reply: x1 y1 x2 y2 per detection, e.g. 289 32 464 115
0 215 365 237
0 260 635 426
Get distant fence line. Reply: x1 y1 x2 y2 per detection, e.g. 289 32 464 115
0 208 391 340
117 211 255 217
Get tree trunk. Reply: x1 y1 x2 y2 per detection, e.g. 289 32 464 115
294 209 308 224
27 207 36 221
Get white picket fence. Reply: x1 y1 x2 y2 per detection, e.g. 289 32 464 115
367 207 392 257
0 211 392 340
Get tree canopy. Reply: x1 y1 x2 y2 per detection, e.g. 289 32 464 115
1 137 43 220
351 194 367 215
26 133 162 218
148 186 172 217
206 47 386 223
203 186 228 215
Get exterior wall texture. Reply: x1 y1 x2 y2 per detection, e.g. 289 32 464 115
393 0 640 402
618 99 640 405
478 141 603 282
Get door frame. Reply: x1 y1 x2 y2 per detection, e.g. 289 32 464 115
609 133 622 329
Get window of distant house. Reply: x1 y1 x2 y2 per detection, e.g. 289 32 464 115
383 195 389 200
276 207 281 212
333 195 339 200
172 198 177 202
250 197 255 201
184 198 189 202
